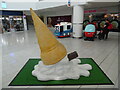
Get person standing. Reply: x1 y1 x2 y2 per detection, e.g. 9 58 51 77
103 19 110 40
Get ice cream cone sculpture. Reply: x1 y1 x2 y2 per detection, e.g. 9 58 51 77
30 8 67 65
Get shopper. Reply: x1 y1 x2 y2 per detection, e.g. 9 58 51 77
102 19 110 40
98 29 104 40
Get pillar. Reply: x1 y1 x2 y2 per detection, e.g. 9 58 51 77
23 15 27 31
73 5 84 38
0 15 3 34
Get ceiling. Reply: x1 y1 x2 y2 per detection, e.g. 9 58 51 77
23 2 119 15
39 2 119 11
37 2 119 14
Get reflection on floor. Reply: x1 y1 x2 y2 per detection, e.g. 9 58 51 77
1 30 118 89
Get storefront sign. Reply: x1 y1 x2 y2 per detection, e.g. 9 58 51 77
84 9 108 13
1 10 23 16
1 1 7 9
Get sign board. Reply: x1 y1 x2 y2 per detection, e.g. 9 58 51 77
1 1 7 9
67 0 71 7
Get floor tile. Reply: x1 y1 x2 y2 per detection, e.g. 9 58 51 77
2 30 118 88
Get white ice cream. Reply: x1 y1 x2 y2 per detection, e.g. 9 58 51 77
32 56 92 81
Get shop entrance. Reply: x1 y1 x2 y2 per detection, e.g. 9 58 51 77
1 10 25 32
2 16 24 32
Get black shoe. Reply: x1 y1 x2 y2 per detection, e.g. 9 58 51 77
84 38 88 41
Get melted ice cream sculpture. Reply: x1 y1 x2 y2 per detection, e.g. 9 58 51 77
30 8 92 81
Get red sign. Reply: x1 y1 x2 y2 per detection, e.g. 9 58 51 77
84 9 107 13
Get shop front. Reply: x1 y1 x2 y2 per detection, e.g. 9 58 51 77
83 6 120 31
1 10 28 32
47 15 72 27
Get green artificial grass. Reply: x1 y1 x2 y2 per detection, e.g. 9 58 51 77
9 58 114 86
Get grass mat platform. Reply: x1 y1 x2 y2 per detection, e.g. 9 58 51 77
9 58 114 86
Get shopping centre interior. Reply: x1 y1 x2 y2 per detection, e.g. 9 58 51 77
0 0 120 89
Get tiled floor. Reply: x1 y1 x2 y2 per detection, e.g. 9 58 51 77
0 34 2 89
1 29 119 89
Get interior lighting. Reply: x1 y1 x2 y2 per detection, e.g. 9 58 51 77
111 14 114 17
104 14 108 18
